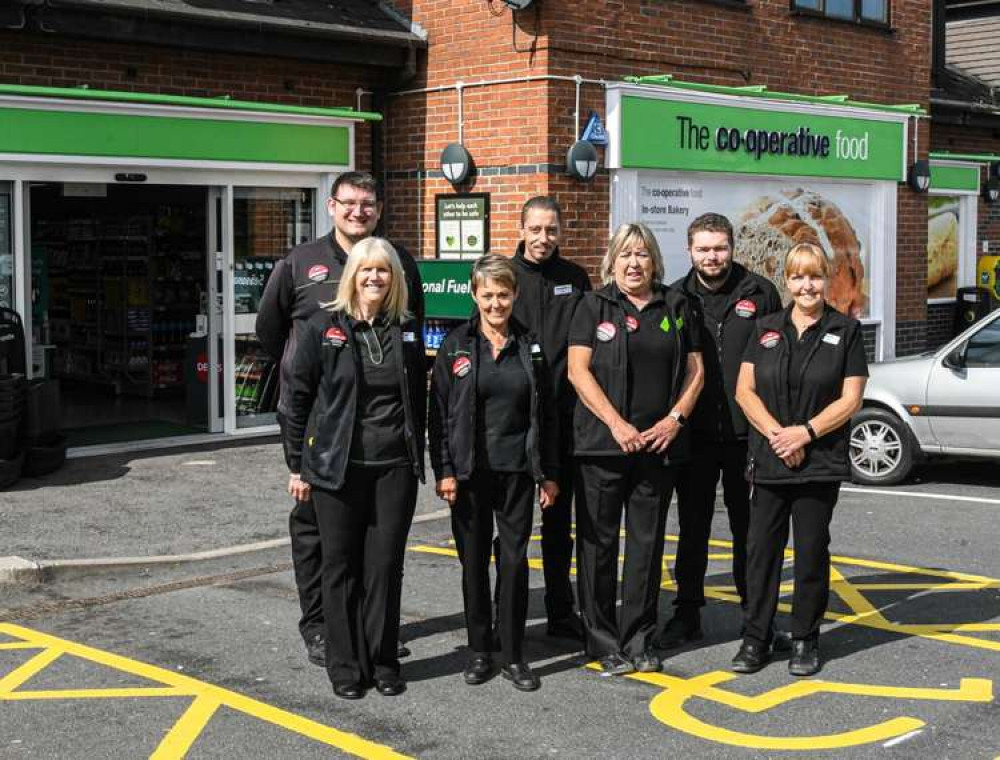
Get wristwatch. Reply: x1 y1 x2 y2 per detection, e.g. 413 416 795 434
669 410 686 426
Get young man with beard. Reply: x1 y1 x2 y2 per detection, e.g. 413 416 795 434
256 172 424 667
509 196 591 640
658 213 781 647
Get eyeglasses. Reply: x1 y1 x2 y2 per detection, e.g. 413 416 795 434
332 198 378 214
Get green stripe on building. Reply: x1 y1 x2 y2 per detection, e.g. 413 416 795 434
930 163 981 192
0 107 351 165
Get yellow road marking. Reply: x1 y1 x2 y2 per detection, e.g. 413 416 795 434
0 647 62 693
413 532 1000 655
579 663 992 750
151 695 222 759
0 623 411 760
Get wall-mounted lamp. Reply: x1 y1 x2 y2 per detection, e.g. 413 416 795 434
907 160 931 193
501 0 536 8
441 143 472 185
566 140 599 182
983 178 1000 204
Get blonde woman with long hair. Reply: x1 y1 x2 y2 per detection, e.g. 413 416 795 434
283 237 426 700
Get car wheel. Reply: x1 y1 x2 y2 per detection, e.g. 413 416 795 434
849 408 914 486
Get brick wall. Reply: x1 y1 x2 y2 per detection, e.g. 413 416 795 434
385 0 935 362
0 31 384 172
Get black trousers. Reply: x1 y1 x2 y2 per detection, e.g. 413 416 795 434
312 465 417 685
539 436 578 621
743 481 840 646
452 470 535 664
575 455 675 659
278 412 324 643
673 442 750 611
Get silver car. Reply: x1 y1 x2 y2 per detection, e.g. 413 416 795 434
849 308 1000 485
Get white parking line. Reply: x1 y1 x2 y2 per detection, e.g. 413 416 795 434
843 487 1000 506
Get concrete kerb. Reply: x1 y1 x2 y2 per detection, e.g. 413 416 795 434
0 506 453 586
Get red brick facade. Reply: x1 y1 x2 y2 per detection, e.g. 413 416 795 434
383 0 946 354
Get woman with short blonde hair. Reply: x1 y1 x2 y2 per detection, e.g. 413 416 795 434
733 240 868 677
471 253 518 295
600 223 665 286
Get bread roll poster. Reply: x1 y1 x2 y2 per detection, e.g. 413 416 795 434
637 174 873 318
926 196 960 300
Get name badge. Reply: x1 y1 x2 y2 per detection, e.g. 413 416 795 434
553 284 573 296
403 332 416 343
822 333 841 346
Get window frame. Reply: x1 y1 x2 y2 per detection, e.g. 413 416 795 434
790 0 891 29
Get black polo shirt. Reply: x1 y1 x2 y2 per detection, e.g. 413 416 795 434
695 275 731 324
569 288 701 431
475 332 531 472
348 317 408 467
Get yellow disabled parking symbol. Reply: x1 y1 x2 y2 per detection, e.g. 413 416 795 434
612 667 993 751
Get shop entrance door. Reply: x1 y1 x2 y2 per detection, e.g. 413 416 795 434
216 186 316 433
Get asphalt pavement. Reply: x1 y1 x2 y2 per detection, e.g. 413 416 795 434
1 441 999 758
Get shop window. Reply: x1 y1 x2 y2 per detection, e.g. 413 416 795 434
0 183 12 310
927 194 976 303
792 0 889 25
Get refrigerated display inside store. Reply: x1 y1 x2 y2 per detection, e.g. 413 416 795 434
231 186 314 429
30 184 209 446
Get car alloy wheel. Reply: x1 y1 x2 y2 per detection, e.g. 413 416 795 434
849 409 912 486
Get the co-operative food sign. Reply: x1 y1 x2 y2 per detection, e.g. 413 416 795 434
620 96 905 181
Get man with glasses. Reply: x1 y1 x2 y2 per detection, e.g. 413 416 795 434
257 171 424 668
659 213 780 648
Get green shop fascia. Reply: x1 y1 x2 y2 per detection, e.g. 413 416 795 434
605 76 926 360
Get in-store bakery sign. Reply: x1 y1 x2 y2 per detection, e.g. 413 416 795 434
620 96 904 181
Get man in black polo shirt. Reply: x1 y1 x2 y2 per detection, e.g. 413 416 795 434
659 213 781 648
510 196 591 639
256 171 424 667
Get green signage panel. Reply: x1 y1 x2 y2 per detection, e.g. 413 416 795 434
416 259 475 319
620 96 905 181
0 107 350 165
931 164 980 192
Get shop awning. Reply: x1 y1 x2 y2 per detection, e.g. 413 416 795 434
624 75 926 116
0 85 375 167
606 76 918 181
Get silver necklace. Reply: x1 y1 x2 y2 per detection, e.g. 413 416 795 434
360 325 385 366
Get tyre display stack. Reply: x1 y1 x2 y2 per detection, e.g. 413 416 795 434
23 378 67 477
0 373 26 489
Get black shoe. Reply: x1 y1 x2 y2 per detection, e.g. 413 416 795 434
598 652 635 676
772 627 793 653
501 662 540 692
463 653 494 685
397 643 411 659
788 639 821 677
332 681 366 700
655 613 704 649
546 614 585 641
731 641 772 674
305 633 326 668
632 649 661 673
375 675 407 696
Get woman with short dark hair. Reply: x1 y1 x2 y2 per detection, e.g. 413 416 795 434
429 253 560 692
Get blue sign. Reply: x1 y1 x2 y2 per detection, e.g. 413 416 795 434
581 111 609 146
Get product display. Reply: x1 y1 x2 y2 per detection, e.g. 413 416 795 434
734 188 867 317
